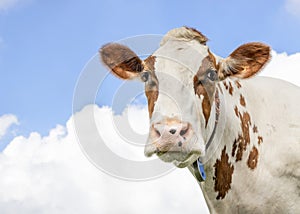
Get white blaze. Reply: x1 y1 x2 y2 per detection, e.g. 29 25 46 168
145 39 211 162
151 39 209 124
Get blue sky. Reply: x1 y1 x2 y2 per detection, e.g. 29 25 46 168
1 0 300 143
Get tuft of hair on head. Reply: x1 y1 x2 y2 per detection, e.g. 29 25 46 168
160 26 208 46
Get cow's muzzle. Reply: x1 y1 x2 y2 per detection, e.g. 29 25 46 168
144 118 203 166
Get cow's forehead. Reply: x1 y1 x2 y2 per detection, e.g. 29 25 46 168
152 39 210 75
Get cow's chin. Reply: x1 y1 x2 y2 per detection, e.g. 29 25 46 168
157 151 201 168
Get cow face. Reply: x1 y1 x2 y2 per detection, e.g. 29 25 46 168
100 27 270 168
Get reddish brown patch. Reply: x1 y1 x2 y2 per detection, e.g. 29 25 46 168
229 82 234 95
240 94 246 107
253 125 258 133
223 81 229 90
194 83 219 128
240 112 251 136
208 49 218 68
232 138 238 157
194 54 218 127
240 111 251 128
143 56 158 118
193 78 211 127
235 80 242 89
145 89 158 118
213 146 234 200
234 106 239 117
235 135 245 161
144 55 156 71
247 147 259 169
258 136 263 145
235 112 252 162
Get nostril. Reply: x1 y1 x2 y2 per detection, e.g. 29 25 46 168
180 128 188 136
169 129 176 134
155 129 161 137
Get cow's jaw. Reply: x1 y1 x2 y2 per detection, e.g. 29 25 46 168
144 39 211 168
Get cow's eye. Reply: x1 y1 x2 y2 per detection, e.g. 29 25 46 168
206 69 218 81
141 72 150 82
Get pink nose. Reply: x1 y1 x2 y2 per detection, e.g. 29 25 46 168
151 120 191 152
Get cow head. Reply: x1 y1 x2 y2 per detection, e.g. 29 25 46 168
100 27 270 168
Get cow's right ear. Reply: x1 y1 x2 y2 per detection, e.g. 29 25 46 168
99 43 144 80
217 42 271 80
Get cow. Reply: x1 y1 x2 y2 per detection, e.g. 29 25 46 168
99 27 300 213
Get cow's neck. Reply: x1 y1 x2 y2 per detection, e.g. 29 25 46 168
188 87 224 183
188 78 257 211
198 82 227 164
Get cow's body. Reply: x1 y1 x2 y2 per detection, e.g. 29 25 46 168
190 77 300 213
100 27 300 213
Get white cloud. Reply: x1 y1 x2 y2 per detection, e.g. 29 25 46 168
285 0 300 18
0 114 18 140
0 0 19 11
94 105 150 161
261 50 300 87
0 106 209 214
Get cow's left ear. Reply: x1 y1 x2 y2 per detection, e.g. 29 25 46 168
218 42 271 80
